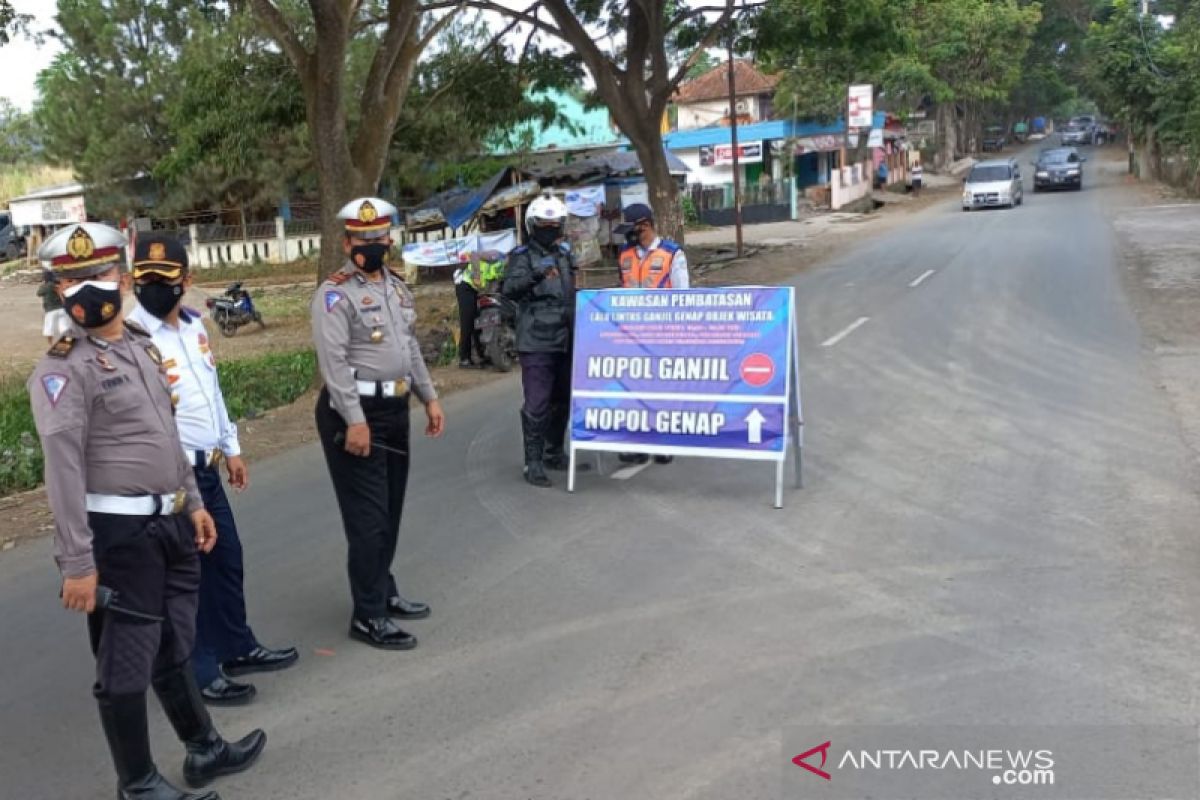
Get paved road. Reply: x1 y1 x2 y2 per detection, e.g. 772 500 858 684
5 152 1200 799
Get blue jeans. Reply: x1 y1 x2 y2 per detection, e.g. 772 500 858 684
191 465 259 686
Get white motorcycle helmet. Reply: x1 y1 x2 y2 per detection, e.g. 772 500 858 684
525 194 568 233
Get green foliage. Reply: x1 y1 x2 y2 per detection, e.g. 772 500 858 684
681 194 699 225
0 99 38 164
0 0 31 47
0 376 42 495
216 349 318 421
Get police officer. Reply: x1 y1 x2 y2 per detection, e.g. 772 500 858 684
502 194 582 488
28 223 265 800
614 203 691 466
312 197 445 651
128 234 298 706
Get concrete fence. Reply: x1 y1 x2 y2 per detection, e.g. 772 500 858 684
831 162 873 210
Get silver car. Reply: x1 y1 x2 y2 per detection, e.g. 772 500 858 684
962 159 1024 211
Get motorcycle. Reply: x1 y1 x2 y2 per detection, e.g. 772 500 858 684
206 281 264 337
474 292 518 372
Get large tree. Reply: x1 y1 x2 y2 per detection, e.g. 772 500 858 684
473 0 740 242
0 0 30 46
0 99 38 163
243 0 465 277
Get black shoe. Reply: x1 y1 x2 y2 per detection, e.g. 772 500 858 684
198 677 256 707
183 729 267 789
387 594 431 620
350 617 418 650
99 692 219 800
221 646 299 677
458 359 482 369
618 453 650 464
542 449 591 472
521 410 552 488
654 455 674 464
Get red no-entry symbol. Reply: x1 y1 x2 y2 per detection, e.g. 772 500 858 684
740 353 776 387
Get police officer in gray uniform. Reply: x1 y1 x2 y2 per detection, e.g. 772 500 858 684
28 223 266 800
312 197 445 651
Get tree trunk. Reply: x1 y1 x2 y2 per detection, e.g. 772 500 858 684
936 103 957 170
624 119 683 244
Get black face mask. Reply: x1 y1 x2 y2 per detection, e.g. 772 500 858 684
624 229 641 247
62 280 122 329
134 280 184 319
530 225 562 250
350 242 390 273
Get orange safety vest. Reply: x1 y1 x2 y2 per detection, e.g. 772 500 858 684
618 243 678 289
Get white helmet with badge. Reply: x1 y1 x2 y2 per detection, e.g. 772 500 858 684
525 194 568 232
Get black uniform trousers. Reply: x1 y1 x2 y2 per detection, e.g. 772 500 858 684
455 282 484 363
191 464 259 687
315 387 411 621
520 351 571 418
87 512 200 698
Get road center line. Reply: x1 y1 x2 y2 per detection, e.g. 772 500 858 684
821 316 870 348
611 461 654 480
909 269 936 288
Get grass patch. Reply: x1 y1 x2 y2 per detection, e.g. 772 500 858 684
0 164 75 206
0 349 318 497
192 256 318 286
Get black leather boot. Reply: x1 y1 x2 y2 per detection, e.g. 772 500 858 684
151 666 266 789
97 692 219 800
521 411 552 487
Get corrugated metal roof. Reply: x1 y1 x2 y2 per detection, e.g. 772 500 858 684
9 182 85 203
662 112 887 149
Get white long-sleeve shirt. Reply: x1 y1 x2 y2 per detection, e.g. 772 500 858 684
127 303 241 457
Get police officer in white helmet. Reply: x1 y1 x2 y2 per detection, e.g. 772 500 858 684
501 195 586 487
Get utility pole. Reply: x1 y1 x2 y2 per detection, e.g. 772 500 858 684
727 26 743 257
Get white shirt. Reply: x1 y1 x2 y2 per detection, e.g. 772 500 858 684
127 303 241 457
637 236 690 289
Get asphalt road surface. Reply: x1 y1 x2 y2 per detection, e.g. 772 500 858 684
4 153 1200 799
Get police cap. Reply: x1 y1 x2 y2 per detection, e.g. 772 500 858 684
615 202 654 234
132 233 188 280
38 222 128 280
338 197 397 240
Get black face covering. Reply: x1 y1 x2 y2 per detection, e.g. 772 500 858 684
62 280 122 329
530 225 562 250
350 242 390 273
134 280 184 319
624 228 641 247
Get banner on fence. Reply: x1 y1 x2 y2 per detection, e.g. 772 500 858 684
401 229 518 268
569 286 802 507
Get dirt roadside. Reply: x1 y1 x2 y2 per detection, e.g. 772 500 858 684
0 184 959 552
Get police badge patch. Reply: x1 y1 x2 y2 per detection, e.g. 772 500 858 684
325 290 343 312
41 374 69 407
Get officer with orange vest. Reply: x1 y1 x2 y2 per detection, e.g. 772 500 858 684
614 203 690 465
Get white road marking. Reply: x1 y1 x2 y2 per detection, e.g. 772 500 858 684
909 269 935 288
821 316 870 348
611 461 653 480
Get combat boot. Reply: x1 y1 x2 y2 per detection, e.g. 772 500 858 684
97 692 219 800
151 666 266 789
521 410 552 487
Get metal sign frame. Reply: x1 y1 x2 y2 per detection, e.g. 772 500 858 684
567 286 803 508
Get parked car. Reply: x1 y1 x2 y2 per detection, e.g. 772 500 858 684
0 212 27 262
1060 122 1091 146
962 158 1024 211
1032 148 1085 191
981 125 1008 152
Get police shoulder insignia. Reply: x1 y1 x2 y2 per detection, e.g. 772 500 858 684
324 290 344 313
386 267 406 284
41 373 69 407
47 336 76 359
144 343 164 366
124 320 151 337
327 272 351 285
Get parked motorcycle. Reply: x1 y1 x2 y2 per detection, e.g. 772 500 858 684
474 292 518 372
206 282 264 337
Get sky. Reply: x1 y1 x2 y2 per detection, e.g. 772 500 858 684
0 0 61 110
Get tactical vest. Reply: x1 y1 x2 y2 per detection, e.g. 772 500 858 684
618 242 678 289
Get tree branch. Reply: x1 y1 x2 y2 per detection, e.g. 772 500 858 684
665 0 735 99
415 2 465 51
246 0 311 72
465 0 562 39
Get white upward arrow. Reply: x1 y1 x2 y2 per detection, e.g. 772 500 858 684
745 409 766 444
